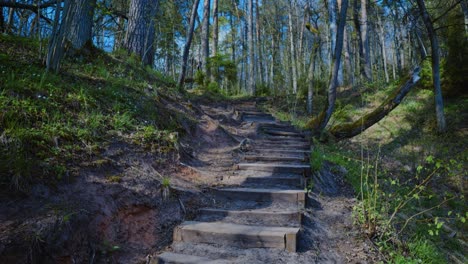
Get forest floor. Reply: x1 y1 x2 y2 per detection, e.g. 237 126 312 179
1 98 381 263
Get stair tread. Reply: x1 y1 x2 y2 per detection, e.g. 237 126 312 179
238 163 310 168
178 221 300 235
156 252 229 264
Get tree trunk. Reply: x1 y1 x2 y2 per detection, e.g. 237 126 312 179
343 25 354 85
247 0 255 94
230 12 236 63
330 67 421 139
377 14 389 82
298 3 309 73
178 0 201 89
211 0 218 83
6 4 14 33
124 0 158 66
416 0 446 133
311 0 348 132
255 0 264 85
353 0 372 81
0 7 4 32
212 0 219 57
66 0 96 50
201 0 211 78
461 0 468 34
328 0 337 57
288 1 298 94
46 0 73 73
307 41 320 114
392 6 402 75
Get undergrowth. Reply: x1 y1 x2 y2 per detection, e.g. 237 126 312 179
0 35 191 192
265 81 467 263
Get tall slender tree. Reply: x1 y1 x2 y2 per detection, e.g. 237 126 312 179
288 0 298 94
314 0 349 132
354 0 372 81
416 0 446 132
247 0 255 94
201 0 211 77
178 0 201 89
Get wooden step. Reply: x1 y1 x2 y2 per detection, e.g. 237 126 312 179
173 221 299 252
237 162 310 173
242 116 276 122
242 174 305 188
254 144 310 151
259 136 309 143
198 208 302 227
263 130 306 137
241 111 272 117
244 155 307 162
252 148 311 154
213 188 306 207
156 252 228 264
254 140 310 147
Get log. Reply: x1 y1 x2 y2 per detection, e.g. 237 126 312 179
329 67 421 139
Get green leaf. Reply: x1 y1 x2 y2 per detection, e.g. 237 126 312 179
417 165 423 173
428 230 434 236
426 155 434 164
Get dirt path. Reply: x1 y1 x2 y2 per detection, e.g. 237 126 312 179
156 100 380 263
0 99 379 263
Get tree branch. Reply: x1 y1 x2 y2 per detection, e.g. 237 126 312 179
0 0 61 24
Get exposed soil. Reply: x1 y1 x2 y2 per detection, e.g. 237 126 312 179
0 99 380 263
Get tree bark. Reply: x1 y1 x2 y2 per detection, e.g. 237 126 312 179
212 0 218 56
330 67 421 139
0 7 4 32
353 0 372 81
288 1 298 94
416 0 446 132
343 25 354 85
377 14 389 82
46 0 72 72
67 0 96 50
461 0 468 34
328 0 337 57
178 0 201 89
311 0 348 132
247 0 255 94
201 0 210 77
124 0 159 66
307 41 319 114
6 3 15 33
255 0 264 85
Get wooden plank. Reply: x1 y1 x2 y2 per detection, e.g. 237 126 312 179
173 221 299 251
198 208 302 227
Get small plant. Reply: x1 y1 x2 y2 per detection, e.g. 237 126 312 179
106 175 122 183
161 177 171 200
310 146 324 172
112 111 134 131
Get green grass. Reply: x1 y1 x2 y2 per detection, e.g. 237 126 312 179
0 35 189 191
